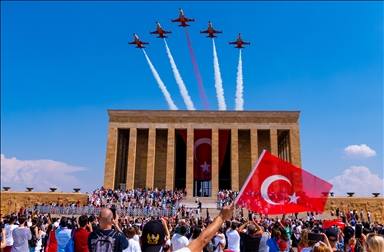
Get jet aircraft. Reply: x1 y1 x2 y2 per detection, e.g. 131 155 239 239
149 22 172 38
171 8 195 27
128 34 149 49
200 21 222 38
229 34 250 49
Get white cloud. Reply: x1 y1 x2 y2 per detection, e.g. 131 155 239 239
0 154 91 193
329 166 384 197
343 144 376 158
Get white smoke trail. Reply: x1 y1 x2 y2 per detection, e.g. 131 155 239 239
163 39 195 110
212 39 226 110
235 49 244 110
142 49 178 110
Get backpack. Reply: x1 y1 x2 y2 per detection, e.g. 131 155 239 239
355 239 364 252
204 237 215 252
93 230 117 252
64 229 76 252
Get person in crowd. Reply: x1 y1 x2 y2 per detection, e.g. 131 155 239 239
226 221 240 252
170 225 189 251
362 233 384 252
213 227 226 252
87 208 128 252
4 216 18 252
238 217 263 252
123 226 141 252
46 222 59 252
74 214 92 252
11 215 31 252
56 217 72 252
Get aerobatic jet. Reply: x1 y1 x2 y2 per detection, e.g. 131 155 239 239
128 34 149 49
200 21 222 38
149 22 172 38
171 8 195 27
229 34 250 48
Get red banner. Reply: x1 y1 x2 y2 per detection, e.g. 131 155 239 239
235 150 333 214
179 130 229 181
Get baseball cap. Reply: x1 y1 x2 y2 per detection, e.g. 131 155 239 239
325 228 338 242
141 220 165 252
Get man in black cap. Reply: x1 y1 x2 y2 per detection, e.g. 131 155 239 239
325 227 343 252
141 218 170 252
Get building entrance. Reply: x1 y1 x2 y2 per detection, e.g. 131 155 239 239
194 181 212 197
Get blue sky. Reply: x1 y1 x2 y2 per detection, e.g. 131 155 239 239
1 1 383 196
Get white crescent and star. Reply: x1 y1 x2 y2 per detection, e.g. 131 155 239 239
194 138 211 161
260 175 300 205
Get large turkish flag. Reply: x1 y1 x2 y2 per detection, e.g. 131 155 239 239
179 130 229 181
234 150 333 214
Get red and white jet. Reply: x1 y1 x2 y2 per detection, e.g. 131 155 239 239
229 34 250 49
200 21 222 38
149 22 172 38
128 34 149 49
171 8 195 27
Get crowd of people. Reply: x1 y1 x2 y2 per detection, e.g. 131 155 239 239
1 201 383 252
1 186 383 252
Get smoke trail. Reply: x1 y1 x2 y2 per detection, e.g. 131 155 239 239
235 50 244 110
185 29 210 110
164 39 195 110
212 39 226 110
142 49 178 110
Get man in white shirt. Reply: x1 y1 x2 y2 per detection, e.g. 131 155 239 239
4 216 18 252
170 225 189 251
226 222 240 252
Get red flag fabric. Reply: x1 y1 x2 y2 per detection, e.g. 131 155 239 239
322 219 345 230
179 130 229 181
234 150 333 214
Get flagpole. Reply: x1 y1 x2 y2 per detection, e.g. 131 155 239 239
234 149 267 206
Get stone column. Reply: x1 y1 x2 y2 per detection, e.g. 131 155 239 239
211 128 219 198
270 128 278 156
146 128 156 189
231 128 239 191
186 128 194 198
104 126 118 189
126 128 137 190
250 129 259 169
166 128 175 190
290 127 302 168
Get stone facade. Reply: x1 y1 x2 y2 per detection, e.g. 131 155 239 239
324 197 384 224
0 191 89 215
104 110 302 197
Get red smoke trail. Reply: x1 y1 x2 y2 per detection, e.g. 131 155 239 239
185 28 209 110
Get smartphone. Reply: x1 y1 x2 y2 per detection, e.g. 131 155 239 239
110 205 116 219
308 232 324 242
355 224 362 238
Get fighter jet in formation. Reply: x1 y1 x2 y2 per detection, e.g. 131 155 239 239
200 21 222 38
149 22 172 38
171 8 195 27
128 34 149 49
229 34 250 49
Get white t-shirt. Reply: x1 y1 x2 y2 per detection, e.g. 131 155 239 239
5 224 18 246
171 233 189 251
123 238 141 252
214 234 226 252
226 230 240 252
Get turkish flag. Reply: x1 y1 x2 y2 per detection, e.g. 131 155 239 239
322 219 345 230
234 150 333 214
179 130 229 181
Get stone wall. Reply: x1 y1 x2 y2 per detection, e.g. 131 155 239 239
154 129 168 189
324 196 384 223
0 191 89 215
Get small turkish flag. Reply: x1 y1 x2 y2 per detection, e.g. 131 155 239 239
322 219 345 230
234 150 333 214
